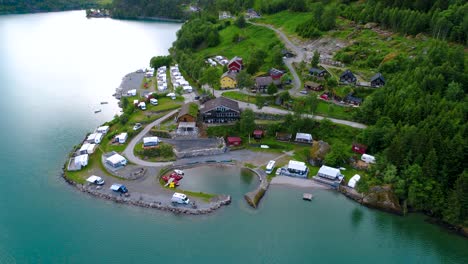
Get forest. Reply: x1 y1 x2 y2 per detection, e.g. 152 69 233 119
0 0 103 14
110 0 187 19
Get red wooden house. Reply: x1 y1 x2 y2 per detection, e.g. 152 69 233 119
253 130 264 139
227 136 242 146
352 143 367 154
269 68 284 80
228 57 243 72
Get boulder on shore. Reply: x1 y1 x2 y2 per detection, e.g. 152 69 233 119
340 184 402 215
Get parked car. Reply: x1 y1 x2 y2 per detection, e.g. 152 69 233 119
171 192 190 204
110 184 128 193
194 96 200 100
300 90 308 95
133 123 142 131
150 98 158 105
86 175 105 185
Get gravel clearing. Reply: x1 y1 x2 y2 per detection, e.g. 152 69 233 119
270 176 330 189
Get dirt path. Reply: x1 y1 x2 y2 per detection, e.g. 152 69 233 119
270 176 330 189
249 22 305 97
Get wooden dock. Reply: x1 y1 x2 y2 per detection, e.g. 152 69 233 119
303 193 313 201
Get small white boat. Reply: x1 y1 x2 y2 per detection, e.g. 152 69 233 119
174 169 184 175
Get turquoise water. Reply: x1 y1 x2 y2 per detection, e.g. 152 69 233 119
0 11 467 264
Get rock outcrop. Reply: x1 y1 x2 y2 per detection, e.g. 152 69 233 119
340 185 403 215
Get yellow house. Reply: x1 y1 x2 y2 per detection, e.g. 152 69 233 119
220 72 237 89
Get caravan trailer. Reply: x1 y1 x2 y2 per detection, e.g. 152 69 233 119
265 160 276 174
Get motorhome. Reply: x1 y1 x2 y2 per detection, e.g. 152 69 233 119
265 160 276 174
171 193 190 204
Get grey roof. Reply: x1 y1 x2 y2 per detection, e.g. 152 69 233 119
370 73 385 83
345 93 363 103
340 69 355 78
309 68 326 74
201 97 240 113
269 68 284 75
221 71 238 80
255 76 273 87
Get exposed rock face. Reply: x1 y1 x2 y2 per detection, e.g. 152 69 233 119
340 185 403 215
308 140 330 166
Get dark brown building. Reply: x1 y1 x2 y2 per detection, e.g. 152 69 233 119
201 97 240 123
177 103 198 123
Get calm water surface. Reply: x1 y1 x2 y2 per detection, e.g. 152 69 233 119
0 11 467 264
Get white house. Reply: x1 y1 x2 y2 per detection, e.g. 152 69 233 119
317 165 342 180
361 154 376 164
348 174 361 188
105 153 127 168
295 133 313 143
287 160 308 175
79 143 96 155
115 133 128 144
96 126 109 134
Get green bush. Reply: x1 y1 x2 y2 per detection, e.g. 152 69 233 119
150 129 171 138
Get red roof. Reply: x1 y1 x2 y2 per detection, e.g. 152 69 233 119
352 143 367 154
227 136 242 143
253 130 263 136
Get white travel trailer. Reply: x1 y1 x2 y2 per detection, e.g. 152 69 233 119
265 160 276 174
96 126 109 134
171 193 190 204
127 89 137 96
347 174 361 188
74 154 89 167
87 133 103 144
143 137 160 147
361 154 376 164
115 133 128 144
138 102 146 110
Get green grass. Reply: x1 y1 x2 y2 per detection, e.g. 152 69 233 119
133 142 176 162
314 100 355 120
198 24 283 72
244 163 257 169
222 91 256 104
254 11 311 38
128 97 182 124
158 176 216 202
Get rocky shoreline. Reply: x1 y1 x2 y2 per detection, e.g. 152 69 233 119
61 168 231 215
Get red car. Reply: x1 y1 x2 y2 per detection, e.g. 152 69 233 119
169 173 183 180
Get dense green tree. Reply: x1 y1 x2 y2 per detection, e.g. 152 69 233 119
235 15 246 28
239 109 255 136
150 55 172 69
236 70 254 89
267 83 278 95
324 141 350 167
311 50 320 68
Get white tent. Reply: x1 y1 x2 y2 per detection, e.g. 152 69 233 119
106 153 127 168
348 174 361 188
127 89 137 96
96 126 109 134
287 160 308 173
361 154 376 164
317 165 341 180
74 154 89 167
295 133 313 143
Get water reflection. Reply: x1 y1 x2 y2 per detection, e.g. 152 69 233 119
240 168 254 184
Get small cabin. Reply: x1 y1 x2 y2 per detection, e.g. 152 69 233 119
276 132 292 142
304 81 323 91
295 133 313 144
370 73 385 87
253 130 264 140
339 70 357 84
309 68 327 77
227 136 242 146
317 165 342 180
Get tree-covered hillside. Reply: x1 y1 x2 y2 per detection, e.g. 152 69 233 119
0 0 106 14
110 0 189 19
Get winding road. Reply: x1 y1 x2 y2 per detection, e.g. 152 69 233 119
122 109 178 167
249 21 305 96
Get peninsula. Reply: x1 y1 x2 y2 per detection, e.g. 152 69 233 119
62 0 466 237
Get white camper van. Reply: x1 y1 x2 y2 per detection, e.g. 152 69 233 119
265 160 276 174
171 193 190 204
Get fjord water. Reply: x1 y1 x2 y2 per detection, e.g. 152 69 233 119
0 11 467 264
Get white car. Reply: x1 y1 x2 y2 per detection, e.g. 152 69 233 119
150 98 158 105
133 123 142 131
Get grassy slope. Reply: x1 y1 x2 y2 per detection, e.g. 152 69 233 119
254 11 311 38
197 23 283 72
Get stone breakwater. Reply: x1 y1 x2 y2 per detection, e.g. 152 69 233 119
62 170 231 215
244 168 269 208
